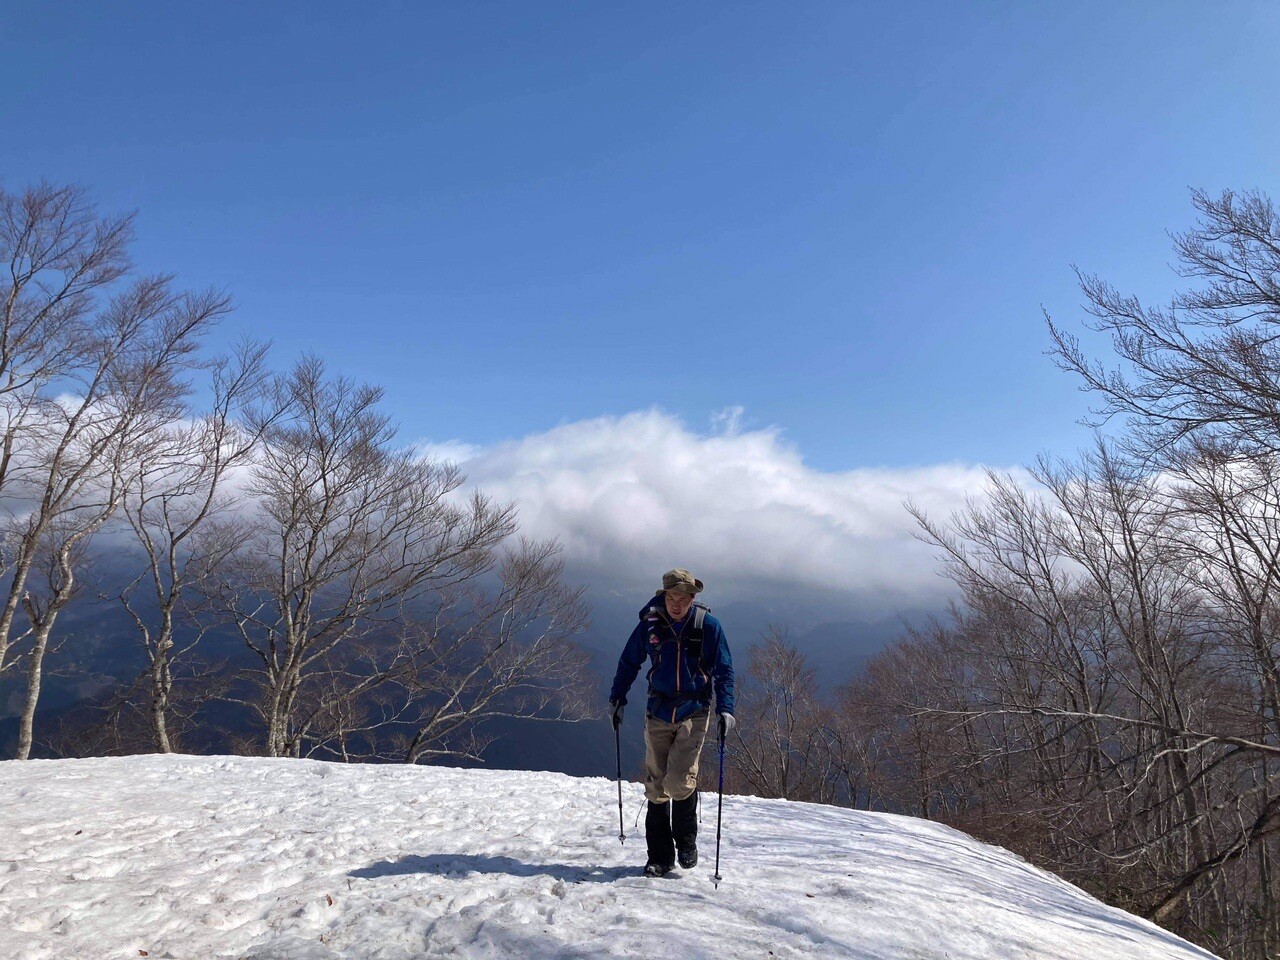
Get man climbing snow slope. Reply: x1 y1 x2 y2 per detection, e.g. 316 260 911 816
609 568 736 877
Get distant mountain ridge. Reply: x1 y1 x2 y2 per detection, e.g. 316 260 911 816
1 580 923 771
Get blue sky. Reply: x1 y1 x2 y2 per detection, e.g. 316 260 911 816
4 3 1279 622
5 3 1276 472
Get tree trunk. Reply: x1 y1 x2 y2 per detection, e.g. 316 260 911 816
0 552 36 678
150 610 175 753
16 618 54 760
151 654 173 753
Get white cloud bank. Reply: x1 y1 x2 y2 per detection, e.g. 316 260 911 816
419 410 1019 619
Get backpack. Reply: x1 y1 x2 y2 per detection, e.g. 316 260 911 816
641 600 711 663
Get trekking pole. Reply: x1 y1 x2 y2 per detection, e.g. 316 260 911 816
614 718 626 845
712 725 726 887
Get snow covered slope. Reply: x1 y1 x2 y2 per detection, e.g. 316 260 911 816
1 755 1217 960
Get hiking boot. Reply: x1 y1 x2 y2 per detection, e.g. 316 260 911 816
645 800 674 873
672 791 698 870
644 861 673 878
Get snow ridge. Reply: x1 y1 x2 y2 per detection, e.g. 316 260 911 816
0 755 1218 960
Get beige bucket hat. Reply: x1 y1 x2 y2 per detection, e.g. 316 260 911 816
655 568 704 596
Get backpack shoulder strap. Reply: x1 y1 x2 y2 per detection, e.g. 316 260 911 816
687 603 712 665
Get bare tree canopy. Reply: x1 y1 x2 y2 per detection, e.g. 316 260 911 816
895 437 1280 956
0 182 592 767
215 357 590 760
0 181 229 758
116 340 276 753
727 627 848 805
1050 189 1280 462
674 191 1280 960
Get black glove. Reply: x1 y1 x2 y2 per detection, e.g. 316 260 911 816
609 699 624 728
718 712 736 738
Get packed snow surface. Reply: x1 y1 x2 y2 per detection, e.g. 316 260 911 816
0 755 1217 960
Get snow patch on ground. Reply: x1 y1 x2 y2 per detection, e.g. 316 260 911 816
0 755 1219 959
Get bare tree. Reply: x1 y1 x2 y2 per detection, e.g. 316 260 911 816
1049 189 1280 462
1030 187 1280 955
896 439 1280 955
0 182 133 680
829 669 894 811
0 182 229 758
116 340 275 752
730 626 842 803
217 358 521 758
264 538 593 765
393 538 592 764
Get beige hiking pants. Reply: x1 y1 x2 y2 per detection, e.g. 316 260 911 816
643 707 711 803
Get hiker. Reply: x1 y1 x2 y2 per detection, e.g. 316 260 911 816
609 568 735 877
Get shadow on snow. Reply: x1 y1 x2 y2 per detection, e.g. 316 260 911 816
349 854 633 884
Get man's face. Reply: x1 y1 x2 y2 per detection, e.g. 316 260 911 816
664 589 695 620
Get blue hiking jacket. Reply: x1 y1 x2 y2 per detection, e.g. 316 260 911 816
610 598 735 724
